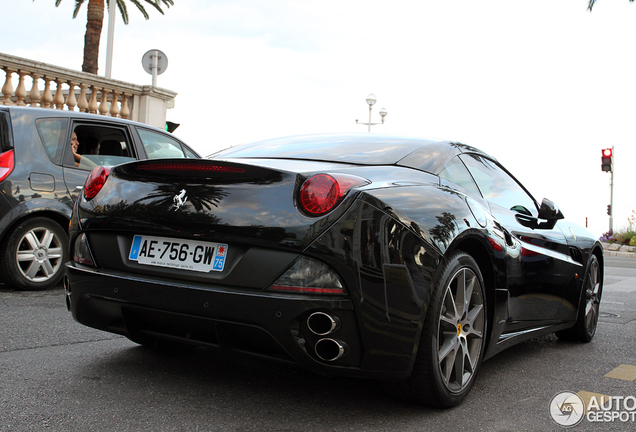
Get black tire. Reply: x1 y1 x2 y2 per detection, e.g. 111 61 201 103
556 254 601 343
0 217 68 291
386 251 487 407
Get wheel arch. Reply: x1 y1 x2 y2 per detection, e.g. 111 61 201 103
447 235 498 348
592 244 604 293
0 204 71 246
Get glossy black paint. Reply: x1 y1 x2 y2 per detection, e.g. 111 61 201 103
65 133 603 379
0 106 199 289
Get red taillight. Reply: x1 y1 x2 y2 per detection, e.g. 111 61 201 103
0 149 15 183
488 237 503 252
521 247 541 257
299 174 369 216
138 162 245 173
83 166 111 200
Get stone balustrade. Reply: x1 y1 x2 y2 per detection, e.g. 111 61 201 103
0 52 176 129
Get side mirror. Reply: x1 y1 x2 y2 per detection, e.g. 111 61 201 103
538 198 564 222
514 198 564 230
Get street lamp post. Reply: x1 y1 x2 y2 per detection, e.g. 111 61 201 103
356 94 387 132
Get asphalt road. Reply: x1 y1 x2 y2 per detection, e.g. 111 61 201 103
1 256 635 432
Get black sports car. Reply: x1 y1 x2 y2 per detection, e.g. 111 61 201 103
65 134 603 407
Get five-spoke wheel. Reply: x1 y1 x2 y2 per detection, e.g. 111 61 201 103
438 266 486 393
557 254 601 342
386 251 487 408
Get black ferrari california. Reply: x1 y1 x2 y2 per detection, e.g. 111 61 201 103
65 134 603 407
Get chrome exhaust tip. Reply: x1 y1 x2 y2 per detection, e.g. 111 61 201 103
315 338 349 362
307 312 340 335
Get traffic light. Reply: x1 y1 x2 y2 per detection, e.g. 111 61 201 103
165 121 180 133
607 204 612 216
601 148 613 172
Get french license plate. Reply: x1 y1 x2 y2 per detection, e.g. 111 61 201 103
128 235 228 273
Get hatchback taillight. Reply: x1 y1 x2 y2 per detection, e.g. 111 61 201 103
298 174 370 216
0 149 15 183
84 166 111 200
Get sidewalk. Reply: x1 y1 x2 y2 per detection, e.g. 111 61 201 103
601 242 636 258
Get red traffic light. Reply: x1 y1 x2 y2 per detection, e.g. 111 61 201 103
601 148 613 172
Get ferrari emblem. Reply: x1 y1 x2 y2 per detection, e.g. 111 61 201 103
172 189 188 210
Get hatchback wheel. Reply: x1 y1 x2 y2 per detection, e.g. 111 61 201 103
0 217 68 291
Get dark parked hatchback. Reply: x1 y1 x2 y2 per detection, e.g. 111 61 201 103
0 106 199 290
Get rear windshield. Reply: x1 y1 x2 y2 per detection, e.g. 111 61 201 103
214 134 443 165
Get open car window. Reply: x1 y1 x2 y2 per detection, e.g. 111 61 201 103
66 123 136 170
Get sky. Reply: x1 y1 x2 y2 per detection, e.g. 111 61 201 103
2 0 635 238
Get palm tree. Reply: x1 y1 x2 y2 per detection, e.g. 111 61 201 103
54 0 174 74
588 0 634 10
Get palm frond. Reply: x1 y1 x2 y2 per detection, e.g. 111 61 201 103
72 0 85 19
589 0 635 11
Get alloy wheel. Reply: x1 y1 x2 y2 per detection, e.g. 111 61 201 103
584 258 601 336
437 267 486 392
15 226 64 283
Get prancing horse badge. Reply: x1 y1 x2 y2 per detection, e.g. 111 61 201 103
172 189 188 210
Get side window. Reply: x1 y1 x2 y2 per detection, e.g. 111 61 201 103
66 124 136 170
36 118 69 165
460 154 537 216
439 156 481 196
137 128 187 159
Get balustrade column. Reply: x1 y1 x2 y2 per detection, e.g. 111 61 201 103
109 90 120 117
88 85 98 113
15 71 28 106
77 84 88 112
53 79 65 109
29 73 41 107
41 76 53 108
98 87 109 115
1 67 15 105
66 82 77 111
120 93 130 119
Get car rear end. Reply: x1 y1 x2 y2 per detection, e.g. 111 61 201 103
65 157 402 377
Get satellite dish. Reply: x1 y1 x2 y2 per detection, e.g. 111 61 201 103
142 49 168 86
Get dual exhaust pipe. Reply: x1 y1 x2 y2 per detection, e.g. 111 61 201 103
306 312 349 362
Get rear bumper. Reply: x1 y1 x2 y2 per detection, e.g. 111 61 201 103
65 262 410 380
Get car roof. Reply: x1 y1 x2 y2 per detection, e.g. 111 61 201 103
213 133 494 174
1 106 166 133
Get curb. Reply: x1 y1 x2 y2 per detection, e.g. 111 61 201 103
601 242 636 259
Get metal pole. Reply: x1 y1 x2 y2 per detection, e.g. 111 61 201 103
104 0 116 79
368 104 372 132
609 145 614 232
152 51 158 87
